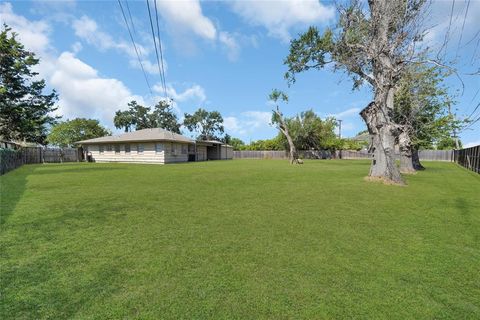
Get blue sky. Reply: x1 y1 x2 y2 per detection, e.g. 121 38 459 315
1 0 479 146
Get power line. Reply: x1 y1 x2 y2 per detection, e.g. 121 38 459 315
146 0 167 98
125 0 138 37
455 0 470 57
154 0 167 98
117 0 153 95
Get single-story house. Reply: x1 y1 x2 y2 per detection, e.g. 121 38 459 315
76 128 233 164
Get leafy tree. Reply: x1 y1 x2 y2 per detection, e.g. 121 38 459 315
393 64 458 171
47 118 111 148
229 137 245 150
437 137 461 150
114 109 135 132
279 110 338 151
183 108 224 140
285 0 435 184
241 137 284 151
270 89 299 164
129 101 152 130
222 133 232 145
114 100 181 133
150 100 181 133
0 24 58 145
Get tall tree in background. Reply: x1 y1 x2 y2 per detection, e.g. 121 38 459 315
47 118 111 148
281 110 338 150
129 101 152 130
393 64 457 172
229 137 245 150
183 108 224 140
0 24 58 145
150 100 181 134
114 100 181 133
114 108 135 132
270 89 299 164
285 0 437 184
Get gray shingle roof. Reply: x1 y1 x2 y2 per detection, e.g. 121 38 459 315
76 128 194 144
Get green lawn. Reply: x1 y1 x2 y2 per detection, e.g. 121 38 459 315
1 160 479 319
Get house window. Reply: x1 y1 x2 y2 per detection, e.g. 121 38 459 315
125 144 130 154
99 145 104 154
106 144 112 152
137 144 144 154
155 143 164 154
115 144 121 154
188 144 195 153
181 144 187 154
170 143 176 155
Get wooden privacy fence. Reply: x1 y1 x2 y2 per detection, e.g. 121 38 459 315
454 145 480 174
0 149 23 175
0 147 82 175
233 149 454 161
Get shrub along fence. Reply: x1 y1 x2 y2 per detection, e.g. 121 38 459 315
454 145 480 174
0 147 82 175
233 149 454 161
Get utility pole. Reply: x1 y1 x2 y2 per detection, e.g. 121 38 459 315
337 119 343 139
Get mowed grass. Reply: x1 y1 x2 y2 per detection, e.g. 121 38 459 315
1 160 479 319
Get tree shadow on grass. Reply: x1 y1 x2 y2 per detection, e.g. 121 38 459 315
31 164 123 175
0 164 122 225
0 165 33 225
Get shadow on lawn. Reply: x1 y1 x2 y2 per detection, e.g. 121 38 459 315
0 164 121 225
31 164 123 175
0 165 32 225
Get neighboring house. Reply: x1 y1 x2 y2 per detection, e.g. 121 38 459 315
76 128 233 164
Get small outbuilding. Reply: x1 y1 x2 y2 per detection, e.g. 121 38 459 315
76 128 233 164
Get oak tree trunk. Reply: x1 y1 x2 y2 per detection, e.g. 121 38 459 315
398 129 416 174
360 98 404 184
411 148 425 170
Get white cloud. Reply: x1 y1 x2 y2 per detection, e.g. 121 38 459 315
157 0 216 40
421 0 480 55
154 83 206 103
1 4 144 128
50 52 143 123
219 31 240 61
224 111 273 136
328 107 361 119
72 15 163 75
72 15 147 58
464 140 480 148
71 41 82 53
0 2 51 54
230 0 334 41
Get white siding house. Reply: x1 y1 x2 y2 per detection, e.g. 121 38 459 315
77 128 233 164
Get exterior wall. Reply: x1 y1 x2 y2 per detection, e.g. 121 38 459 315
207 145 220 160
86 142 189 164
221 145 233 159
196 146 207 161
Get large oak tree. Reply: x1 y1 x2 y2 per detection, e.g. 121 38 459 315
285 0 434 184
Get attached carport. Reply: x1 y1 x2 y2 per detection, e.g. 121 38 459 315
195 140 233 161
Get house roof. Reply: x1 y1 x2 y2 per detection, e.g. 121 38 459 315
196 140 233 147
76 128 194 144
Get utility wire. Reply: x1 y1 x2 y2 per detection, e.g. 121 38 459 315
154 0 168 98
125 0 138 37
146 0 167 98
117 0 153 95
455 0 470 57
